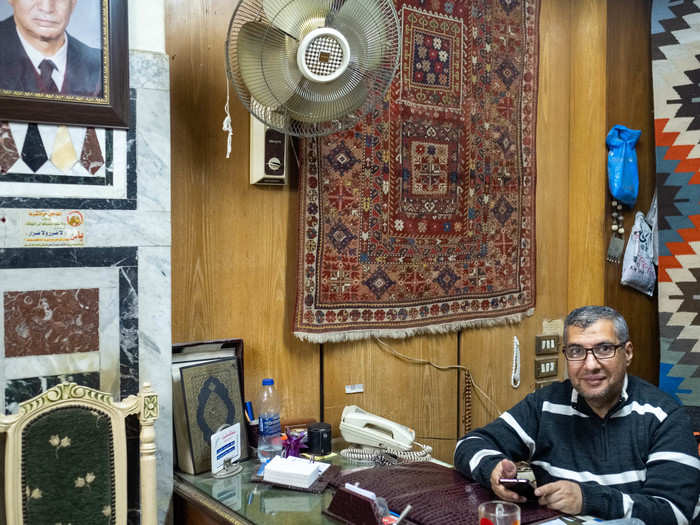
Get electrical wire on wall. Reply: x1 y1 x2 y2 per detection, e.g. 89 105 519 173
372 337 504 435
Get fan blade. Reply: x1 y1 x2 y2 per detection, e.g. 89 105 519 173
332 0 394 71
286 71 369 123
237 22 302 109
262 0 331 40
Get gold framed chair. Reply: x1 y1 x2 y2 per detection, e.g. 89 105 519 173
0 382 158 525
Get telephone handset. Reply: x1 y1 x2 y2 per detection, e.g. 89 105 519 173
339 405 415 450
338 405 432 463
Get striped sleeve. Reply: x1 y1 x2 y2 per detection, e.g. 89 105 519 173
454 391 540 486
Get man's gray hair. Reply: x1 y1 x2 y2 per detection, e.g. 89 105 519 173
563 306 629 344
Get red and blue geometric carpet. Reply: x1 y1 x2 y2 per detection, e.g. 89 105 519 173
652 0 700 417
294 0 538 342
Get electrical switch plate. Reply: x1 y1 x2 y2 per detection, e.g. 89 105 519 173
535 334 560 355
534 357 558 379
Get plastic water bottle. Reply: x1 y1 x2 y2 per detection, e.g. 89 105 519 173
257 378 282 463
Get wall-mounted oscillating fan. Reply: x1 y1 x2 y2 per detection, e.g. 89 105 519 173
225 0 401 137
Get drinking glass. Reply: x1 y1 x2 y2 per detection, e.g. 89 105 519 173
478 500 521 525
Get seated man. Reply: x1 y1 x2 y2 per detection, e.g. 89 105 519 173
454 306 700 525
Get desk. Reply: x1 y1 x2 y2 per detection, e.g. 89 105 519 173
173 455 345 525
173 456 597 525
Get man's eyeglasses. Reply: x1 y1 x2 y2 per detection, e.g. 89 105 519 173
562 343 626 361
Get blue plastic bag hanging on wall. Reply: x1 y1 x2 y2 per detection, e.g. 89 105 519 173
606 125 641 207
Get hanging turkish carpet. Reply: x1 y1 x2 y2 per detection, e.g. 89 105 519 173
652 0 700 411
294 0 539 342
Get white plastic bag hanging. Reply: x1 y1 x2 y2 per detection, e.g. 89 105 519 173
620 211 656 296
646 190 658 266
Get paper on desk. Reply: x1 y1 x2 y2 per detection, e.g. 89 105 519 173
262 455 330 488
265 455 331 475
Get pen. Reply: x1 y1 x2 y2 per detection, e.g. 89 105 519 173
245 401 254 421
394 504 412 525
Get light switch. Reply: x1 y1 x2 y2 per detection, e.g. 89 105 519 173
535 334 560 355
535 357 558 379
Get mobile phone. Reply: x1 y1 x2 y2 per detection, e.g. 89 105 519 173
499 478 537 500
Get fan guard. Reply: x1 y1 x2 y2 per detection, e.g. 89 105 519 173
226 0 401 137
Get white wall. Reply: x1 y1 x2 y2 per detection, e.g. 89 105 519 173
128 0 165 53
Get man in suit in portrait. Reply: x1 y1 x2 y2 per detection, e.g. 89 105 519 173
0 0 103 97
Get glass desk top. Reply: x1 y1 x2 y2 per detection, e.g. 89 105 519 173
175 453 352 525
174 452 593 525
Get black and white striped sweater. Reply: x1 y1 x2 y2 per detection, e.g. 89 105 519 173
454 375 700 524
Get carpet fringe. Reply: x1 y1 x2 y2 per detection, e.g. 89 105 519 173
294 308 535 344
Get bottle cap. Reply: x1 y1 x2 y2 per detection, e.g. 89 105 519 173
262 378 274 385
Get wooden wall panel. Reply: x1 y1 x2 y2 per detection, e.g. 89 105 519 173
568 0 607 309
605 0 658 384
324 335 458 463
167 0 656 473
167 0 320 421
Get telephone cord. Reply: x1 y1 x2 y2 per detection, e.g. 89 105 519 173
463 368 473 433
340 442 433 465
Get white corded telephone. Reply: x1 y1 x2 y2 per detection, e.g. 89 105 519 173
338 406 432 463
339 405 415 450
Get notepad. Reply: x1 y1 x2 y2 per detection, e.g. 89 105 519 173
262 455 331 488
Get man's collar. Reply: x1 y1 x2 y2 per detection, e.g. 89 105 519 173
15 26 68 88
620 373 629 402
570 373 630 407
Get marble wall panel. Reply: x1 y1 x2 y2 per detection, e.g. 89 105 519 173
2 125 108 178
129 52 173 525
0 93 135 209
3 288 99 357
0 49 173 525
0 248 137 406
5 372 100 414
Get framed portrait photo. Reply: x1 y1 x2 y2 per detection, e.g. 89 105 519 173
0 0 128 128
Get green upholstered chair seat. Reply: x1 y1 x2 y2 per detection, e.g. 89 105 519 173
1 382 158 525
21 406 116 525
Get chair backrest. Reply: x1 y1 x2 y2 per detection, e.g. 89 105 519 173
0 382 158 525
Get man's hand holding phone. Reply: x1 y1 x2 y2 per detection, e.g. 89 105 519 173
489 459 531 503
499 478 537 500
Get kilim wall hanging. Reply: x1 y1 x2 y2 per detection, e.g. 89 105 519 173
652 0 700 413
294 0 539 342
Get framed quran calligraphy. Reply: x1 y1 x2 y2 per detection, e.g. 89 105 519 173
173 339 247 474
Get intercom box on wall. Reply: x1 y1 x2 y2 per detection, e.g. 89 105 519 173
249 115 292 185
